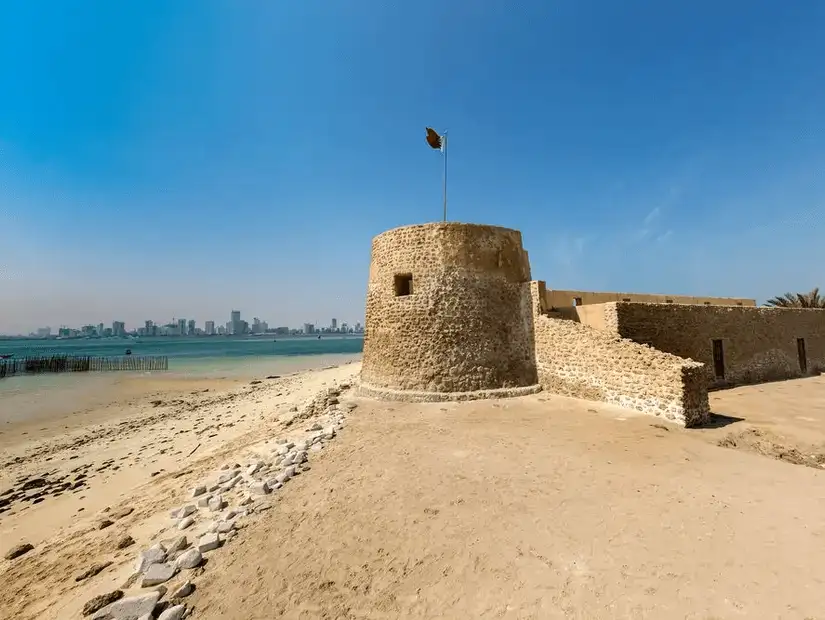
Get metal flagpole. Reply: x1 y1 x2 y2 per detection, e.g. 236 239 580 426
442 132 448 222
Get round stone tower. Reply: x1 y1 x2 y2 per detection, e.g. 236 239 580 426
360 222 541 401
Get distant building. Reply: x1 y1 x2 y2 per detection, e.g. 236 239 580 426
36 327 51 338
205 321 215 336
331 318 337 330
97 323 105 337
188 319 196 335
274 326 290 335
145 320 154 336
231 310 242 336
303 323 315 335
217 324 226 335
112 321 126 337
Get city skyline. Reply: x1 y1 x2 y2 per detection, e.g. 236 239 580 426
7 309 364 339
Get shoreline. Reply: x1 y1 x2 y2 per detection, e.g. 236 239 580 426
0 358 362 619
0 352 362 427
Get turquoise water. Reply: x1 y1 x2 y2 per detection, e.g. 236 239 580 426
0 335 362 367
0 336 364 423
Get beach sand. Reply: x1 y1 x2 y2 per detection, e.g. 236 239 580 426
2 370 825 619
0 356 360 619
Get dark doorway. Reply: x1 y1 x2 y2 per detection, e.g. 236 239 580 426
394 273 413 296
797 338 808 374
712 339 725 379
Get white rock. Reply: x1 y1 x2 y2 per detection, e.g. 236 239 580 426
295 451 308 464
275 438 287 444
158 604 187 620
178 516 195 530
240 495 253 506
285 441 295 449
135 545 167 573
309 422 323 431
191 485 207 498
175 548 203 569
250 481 270 495
275 445 289 456
226 509 239 520
208 483 220 492
141 562 177 587
170 580 194 598
216 520 235 534
197 495 212 508
165 536 188 554
207 495 224 512
246 461 264 476
92 591 161 620
310 444 323 452
226 530 237 541
323 426 336 439
197 533 221 553
171 505 196 519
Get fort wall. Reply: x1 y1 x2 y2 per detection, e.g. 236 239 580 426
610 302 825 388
529 282 710 426
360 222 540 400
545 288 755 310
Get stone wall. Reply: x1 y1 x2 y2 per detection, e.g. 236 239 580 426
545 288 755 309
612 303 825 388
360 222 540 399
529 283 710 427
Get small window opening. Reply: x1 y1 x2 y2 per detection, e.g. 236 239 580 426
394 273 413 296
704 301 711 305
666 299 674 304
573 297 583 306
798 338 808 374
736 302 743 306
622 298 631 302
712 339 725 379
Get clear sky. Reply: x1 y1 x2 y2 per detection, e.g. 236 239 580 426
1 1 823 334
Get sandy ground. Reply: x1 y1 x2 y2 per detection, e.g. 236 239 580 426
186 375 825 620
0 359 360 619
2 371 825 619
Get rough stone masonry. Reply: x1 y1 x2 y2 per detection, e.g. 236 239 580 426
359 221 825 427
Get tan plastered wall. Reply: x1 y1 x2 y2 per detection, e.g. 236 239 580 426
361 222 539 396
545 288 755 309
529 282 709 426
611 303 825 388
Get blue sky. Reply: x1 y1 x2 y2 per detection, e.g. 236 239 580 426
1 1 824 334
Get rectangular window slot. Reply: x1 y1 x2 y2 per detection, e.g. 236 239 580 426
666 299 674 304
798 338 808 374
712 339 725 379
704 301 711 305
573 297 583 306
622 298 631 302
394 273 413 296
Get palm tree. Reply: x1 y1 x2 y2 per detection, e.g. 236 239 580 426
764 287 825 309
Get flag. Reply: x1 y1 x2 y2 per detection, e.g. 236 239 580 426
425 127 444 152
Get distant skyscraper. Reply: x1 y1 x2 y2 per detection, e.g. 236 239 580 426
331 318 337 330
231 310 242 335
205 321 215 336
188 319 196 335
304 323 314 335
178 318 187 335
112 321 126 337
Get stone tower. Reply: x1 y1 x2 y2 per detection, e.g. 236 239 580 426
360 222 541 401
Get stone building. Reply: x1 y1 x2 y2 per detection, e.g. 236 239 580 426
360 222 825 427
